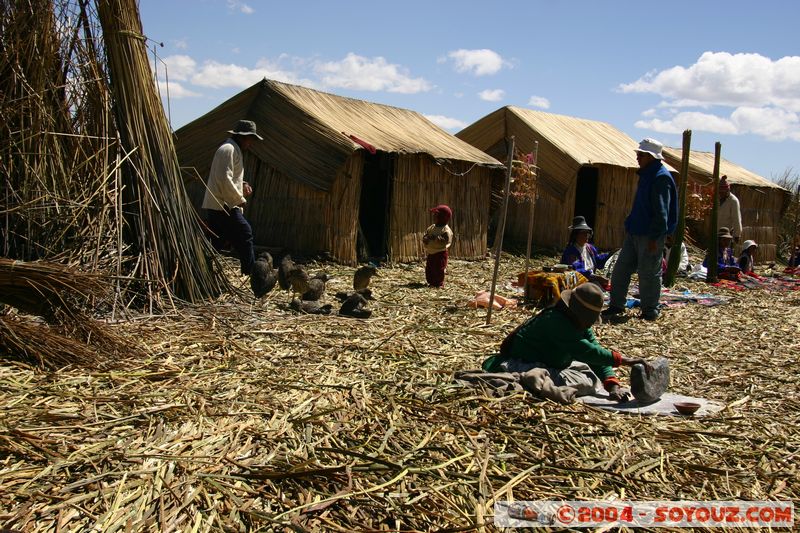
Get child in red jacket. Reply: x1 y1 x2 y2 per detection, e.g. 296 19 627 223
422 205 453 287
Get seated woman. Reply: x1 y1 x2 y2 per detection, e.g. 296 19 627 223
703 227 740 280
561 216 610 287
738 239 758 275
483 283 653 402
790 244 800 269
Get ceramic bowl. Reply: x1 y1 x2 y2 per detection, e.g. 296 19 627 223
674 402 701 416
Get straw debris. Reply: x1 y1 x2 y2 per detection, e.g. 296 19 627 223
1 254 797 531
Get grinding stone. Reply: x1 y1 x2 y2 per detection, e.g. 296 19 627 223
631 357 670 404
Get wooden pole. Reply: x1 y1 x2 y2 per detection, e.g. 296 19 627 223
663 130 691 286
706 142 722 283
791 181 800 266
522 142 539 303
486 136 515 325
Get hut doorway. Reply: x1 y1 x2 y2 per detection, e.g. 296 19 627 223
358 152 394 261
574 167 599 230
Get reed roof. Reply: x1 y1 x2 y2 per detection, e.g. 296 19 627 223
457 106 675 197
504 106 645 168
663 147 787 191
175 79 503 191
458 106 650 167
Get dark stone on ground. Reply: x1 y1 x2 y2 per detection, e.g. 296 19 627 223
631 357 669 404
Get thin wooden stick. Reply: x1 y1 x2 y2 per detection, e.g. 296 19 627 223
523 142 539 302
707 142 722 283
664 130 691 286
486 136 514 325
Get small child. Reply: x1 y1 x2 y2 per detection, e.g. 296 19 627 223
422 204 453 287
738 240 758 275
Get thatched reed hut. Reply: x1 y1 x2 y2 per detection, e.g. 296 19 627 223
174 79 503 264
663 148 790 261
457 106 665 251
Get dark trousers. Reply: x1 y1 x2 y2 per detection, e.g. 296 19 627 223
425 250 448 287
206 208 255 275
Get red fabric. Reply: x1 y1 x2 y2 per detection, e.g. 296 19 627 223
343 133 377 154
430 204 452 225
603 376 621 391
425 250 448 287
611 351 623 367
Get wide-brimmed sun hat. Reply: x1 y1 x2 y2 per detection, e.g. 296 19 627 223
635 138 664 160
568 215 592 232
561 283 604 329
717 227 734 240
228 119 264 140
742 239 758 250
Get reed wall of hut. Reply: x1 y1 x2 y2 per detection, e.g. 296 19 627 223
184 151 493 264
682 182 787 262
390 155 492 262
663 148 790 262
459 106 651 255
497 164 639 253
246 153 364 263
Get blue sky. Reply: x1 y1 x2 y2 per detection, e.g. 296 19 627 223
140 0 799 181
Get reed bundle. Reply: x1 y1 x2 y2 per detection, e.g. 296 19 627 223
0 257 147 368
0 257 107 320
0 253 797 530
97 0 227 303
2 0 227 308
0 0 118 265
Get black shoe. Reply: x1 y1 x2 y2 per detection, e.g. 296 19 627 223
601 305 625 317
641 309 660 321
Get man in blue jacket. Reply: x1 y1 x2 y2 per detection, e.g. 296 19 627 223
603 138 677 321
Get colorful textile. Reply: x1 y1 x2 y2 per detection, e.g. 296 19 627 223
518 270 587 307
658 287 729 307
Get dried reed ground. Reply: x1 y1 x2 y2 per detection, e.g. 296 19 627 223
1 253 798 532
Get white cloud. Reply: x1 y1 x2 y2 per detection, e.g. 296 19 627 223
157 80 200 99
635 111 738 135
731 106 800 141
620 52 800 111
172 39 188 51
190 61 269 88
479 89 504 102
621 51 800 143
162 55 196 82
315 53 432 94
527 95 550 109
184 58 310 89
424 114 467 131
446 49 506 76
153 52 427 97
226 0 254 14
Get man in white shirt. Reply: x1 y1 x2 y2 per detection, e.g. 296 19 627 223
717 175 742 244
202 119 262 275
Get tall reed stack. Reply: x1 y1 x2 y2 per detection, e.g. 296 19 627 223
97 0 227 302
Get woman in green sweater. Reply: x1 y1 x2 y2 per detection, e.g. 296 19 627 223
484 282 652 402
